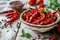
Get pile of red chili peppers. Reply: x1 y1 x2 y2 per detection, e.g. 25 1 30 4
22 8 57 25
0 10 21 25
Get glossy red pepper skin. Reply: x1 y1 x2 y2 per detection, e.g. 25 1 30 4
23 11 32 22
4 10 21 25
23 12 27 21
0 10 14 14
29 11 39 23
32 12 45 24
7 15 13 18
28 0 36 5
49 35 56 40
36 0 43 4
6 12 14 16
25 13 29 22
6 13 19 23
41 17 52 25
32 18 40 24
6 10 21 18
50 11 57 16
29 8 38 14
55 9 59 12
2 10 14 13
57 22 60 34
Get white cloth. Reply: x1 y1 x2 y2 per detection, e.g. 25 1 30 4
0 28 17 40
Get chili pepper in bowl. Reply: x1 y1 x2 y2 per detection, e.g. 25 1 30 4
21 8 59 32
29 11 39 23
41 17 53 25
25 13 29 22
22 8 58 25
32 12 45 24
57 22 60 34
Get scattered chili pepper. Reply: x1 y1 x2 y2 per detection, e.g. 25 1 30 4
7 15 13 18
49 35 56 40
0 10 14 14
57 22 60 34
4 10 21 26
6 12 14 16
5 13 19 23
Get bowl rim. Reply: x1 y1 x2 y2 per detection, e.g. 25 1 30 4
20 9 60 28
9 1 24 7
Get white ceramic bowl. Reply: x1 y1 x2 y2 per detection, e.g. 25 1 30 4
20 9 60 33
9 1 24 10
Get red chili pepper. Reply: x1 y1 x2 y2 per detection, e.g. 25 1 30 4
7 15 13 18
29 7 35 10
22 8 57 25
23 11 32 21
28 0 36 5
37 3 44 10
23 13 27 17
50 11 57 16
34 9 38 13
49 35 56 40
57 22 60 34
0 10 14 14
50 13 57 23
3 10 14 13
36 0 43 4
54 10 58 13
16 10 21 13
53 14 57 20
25 13 29 22
23 13 27 21
29 11 39 23
29 8 38 14
6 12 14 16
32 18 40 24
32 13 45 24
4 10 21 25
41 17 52 24
45 11 50 17
6 13 19 23
55 9 60 14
